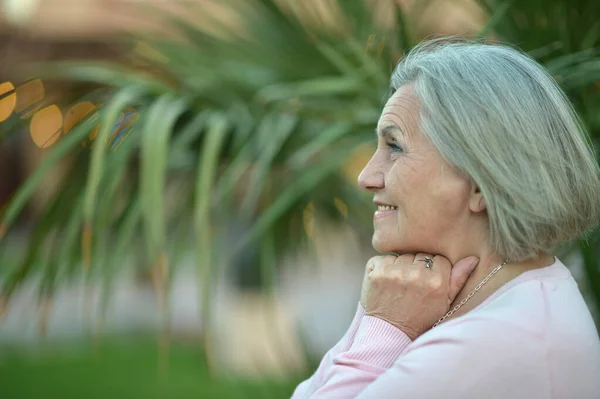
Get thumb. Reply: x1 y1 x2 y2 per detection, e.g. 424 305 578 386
447 256 479 302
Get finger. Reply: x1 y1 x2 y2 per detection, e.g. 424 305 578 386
413 252 435 268
447 256 479 302
370 256 392 274
395 253 415 265
366 257 377 273
380 254 399 269
431 254 451 271
366 257 382 277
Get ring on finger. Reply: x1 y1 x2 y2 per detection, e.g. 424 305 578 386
415 255 434 269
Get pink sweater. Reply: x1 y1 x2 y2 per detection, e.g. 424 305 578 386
292 258 600 398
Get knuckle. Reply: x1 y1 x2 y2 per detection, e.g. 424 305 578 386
404 270 420 284
366 257 378 271
391 273 405 285
397 254 414 264
427 275 445 291
369 268 383 281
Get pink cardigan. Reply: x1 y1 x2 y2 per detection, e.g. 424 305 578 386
292 258 600 398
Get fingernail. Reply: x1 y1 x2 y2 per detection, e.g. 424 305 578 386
468 256 480 269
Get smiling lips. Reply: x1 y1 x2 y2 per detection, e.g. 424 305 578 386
374 204 398 219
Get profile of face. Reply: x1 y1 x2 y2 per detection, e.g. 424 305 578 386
358 84 485 256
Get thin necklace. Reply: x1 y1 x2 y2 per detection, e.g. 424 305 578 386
432 259 510 328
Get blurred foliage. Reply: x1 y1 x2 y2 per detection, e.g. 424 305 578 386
0 338 303 398
0 0 397 343
1 0 600 393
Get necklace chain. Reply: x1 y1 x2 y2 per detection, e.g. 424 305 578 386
432 259 509 328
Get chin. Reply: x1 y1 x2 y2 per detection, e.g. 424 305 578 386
372 235 401 255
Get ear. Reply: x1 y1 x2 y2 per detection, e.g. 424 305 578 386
469 183 486 213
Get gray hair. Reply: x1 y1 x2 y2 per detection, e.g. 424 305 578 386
391 38 600 261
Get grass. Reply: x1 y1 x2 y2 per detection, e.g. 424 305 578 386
0 337 305 399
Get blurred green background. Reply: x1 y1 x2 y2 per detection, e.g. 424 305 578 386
0 338 304 398
1 0 600 397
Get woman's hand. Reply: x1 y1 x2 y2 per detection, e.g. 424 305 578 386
360 253 479 340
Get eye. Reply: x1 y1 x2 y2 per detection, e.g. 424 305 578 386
387 141 403 153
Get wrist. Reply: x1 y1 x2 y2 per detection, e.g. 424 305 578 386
344 314 413 368
363 311 420 340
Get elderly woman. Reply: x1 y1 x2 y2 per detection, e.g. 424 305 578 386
292 39 600 398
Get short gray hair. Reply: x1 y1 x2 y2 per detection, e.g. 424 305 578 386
391 38 600 261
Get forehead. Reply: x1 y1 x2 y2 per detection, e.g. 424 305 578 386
377 84 420 132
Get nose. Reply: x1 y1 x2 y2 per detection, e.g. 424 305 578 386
357 154 384 191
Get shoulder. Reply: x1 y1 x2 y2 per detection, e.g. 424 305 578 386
404 313 545 367
395 315 552 398
457 259 593 337
471 267 596 340
407 266 599 361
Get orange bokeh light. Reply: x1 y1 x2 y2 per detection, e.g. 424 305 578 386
15 79 44 117
30 105 63 148
0 82 17 122
64 101 97 134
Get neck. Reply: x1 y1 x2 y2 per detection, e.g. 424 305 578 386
446 250 555 321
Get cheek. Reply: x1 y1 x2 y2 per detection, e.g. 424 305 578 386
424 176 471 228
385 161 410 198
386 160 430 207
390 163 469 225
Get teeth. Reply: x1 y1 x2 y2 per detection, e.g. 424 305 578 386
377 205 398 211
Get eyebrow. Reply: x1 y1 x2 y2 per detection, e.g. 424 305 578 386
375 125 403 139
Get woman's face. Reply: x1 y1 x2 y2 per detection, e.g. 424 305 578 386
358 84 474 255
